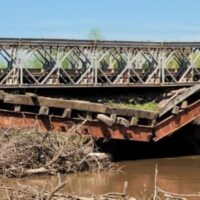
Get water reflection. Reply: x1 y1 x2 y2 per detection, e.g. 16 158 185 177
6 156 200 198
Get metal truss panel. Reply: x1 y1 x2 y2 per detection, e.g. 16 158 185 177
0 38 199 87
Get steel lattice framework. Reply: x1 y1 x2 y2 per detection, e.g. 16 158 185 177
1 38 200 88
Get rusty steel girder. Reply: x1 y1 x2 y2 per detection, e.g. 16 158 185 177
1 99 200 142
0 110 153 142
1 100 200 142
154 100 200 141
0 86 200 142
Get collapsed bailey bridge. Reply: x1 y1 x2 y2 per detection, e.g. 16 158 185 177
0 38 199 142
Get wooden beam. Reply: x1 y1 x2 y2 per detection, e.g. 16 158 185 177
181 101 188 109
14 105 21 112
86 112 92 120
130 117 138 126
159 84 200 117
3 93 158 120
25 92 37 98
110 114 117 122
116 117 130 127
39 106 49 115
0 90 5 100
106 107 157 119
62 109 71 118
4 94 107 113
172 106 179 115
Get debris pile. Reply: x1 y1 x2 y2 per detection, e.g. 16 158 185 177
0 124 113 178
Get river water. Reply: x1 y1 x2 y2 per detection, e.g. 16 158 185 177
6 156 200 198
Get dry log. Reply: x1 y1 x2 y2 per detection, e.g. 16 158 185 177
24 167 49 175
130 117 138 126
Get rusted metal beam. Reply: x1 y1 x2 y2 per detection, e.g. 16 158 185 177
1 95 200 142
0 110 153 142
154 100 200 141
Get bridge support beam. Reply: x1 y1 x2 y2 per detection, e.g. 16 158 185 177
0 110 153 142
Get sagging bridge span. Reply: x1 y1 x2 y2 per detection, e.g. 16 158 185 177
0 38 200 143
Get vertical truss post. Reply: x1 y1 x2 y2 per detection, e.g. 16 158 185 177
13 46 20 85
94 48 98 85
160 49 165 84
127 50 132 84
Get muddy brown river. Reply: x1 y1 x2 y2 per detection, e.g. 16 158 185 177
4 155 200 198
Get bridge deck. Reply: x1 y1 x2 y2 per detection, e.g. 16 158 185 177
0 84 199 142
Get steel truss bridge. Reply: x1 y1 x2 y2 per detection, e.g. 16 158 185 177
1 38 200 88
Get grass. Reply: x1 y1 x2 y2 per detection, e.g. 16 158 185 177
106 100 158 112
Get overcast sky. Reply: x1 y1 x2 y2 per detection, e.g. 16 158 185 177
1 0 200 41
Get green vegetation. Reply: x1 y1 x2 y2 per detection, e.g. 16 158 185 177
106 100 158 112
88 28 104 40
192 51 200 68
25 56 43 69
0 59 7 69
166 51 200 69
166 58 179 69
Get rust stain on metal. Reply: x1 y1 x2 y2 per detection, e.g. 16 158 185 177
0 111 152 142
0 87 200 142
154 100 200 141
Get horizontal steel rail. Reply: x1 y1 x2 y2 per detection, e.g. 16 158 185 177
1 38 200 48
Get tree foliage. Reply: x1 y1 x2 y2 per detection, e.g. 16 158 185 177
88 28 104 40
